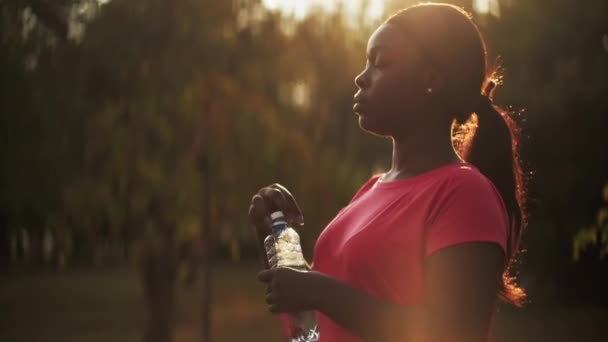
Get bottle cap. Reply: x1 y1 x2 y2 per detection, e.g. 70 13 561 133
270 211 285 221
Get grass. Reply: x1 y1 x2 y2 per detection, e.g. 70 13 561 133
0 263 280 342
0 263 607 342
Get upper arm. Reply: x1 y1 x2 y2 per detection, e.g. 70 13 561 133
422 171 508 341
424 242 505 342
425 171 509 256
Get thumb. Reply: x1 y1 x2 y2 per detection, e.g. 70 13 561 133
257 269 275 283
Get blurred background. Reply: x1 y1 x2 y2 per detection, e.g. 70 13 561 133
1 0 607 341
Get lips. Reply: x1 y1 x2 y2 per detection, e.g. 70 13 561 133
353 101 367 114
353 94 369 114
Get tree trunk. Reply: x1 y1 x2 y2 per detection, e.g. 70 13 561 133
200 151 212 342
141 251 178 342
30 228 43 268
16 227 27 264
0 224 10 272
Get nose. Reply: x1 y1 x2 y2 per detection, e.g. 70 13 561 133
354 68 370 89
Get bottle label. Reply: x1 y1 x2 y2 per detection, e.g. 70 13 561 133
271 221 288 234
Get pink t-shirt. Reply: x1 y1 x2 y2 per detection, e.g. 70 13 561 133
312 162 509 342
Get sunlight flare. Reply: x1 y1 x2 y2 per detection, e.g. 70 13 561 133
473 0 501 16
262 0 384 21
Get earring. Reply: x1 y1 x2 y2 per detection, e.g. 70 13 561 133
426 87 433 94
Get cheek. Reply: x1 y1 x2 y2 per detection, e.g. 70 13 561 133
374 71 422 117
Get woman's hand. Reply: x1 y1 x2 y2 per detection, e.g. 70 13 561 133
248 183 305 236
248 184 305 269
257 267 324 314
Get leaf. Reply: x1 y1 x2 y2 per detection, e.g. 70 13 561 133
572 226 598 261
598 208 608 227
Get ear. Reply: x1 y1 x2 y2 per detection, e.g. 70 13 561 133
422 68 445 95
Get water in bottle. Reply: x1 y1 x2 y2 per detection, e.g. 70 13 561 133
264 211 319 342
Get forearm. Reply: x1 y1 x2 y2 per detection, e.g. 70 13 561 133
310 273 484 342
310 273 428 341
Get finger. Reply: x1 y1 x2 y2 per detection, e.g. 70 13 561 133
257 269 275 283
249 194 270 225
270 184 305 226
249 195 272 236
258 187 288 214
265 293 276 305
269 304 281 315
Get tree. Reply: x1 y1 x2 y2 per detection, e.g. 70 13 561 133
0 0 89 269
573 184 608 261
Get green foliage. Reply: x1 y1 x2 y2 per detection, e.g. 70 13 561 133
573 183 608 261
1 0 382 266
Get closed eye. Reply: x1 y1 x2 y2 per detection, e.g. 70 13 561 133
373 57 387 68
366 46 391 69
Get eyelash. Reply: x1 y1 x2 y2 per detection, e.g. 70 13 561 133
368 56 386 68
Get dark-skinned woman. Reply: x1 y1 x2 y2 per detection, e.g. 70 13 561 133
249 3 527 341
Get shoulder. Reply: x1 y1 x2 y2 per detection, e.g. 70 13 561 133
425 163 510 255
435 163 499 197
429 163 508 222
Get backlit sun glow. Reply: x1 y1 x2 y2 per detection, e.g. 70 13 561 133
262 0 384 21
263 0 497 21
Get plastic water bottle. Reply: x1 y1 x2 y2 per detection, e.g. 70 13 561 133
264 211 319 342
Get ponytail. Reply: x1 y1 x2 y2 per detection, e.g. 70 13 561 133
459 80 527 306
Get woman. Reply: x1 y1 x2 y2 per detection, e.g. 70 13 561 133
249 3 527 341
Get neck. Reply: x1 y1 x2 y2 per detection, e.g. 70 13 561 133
386 128 462 181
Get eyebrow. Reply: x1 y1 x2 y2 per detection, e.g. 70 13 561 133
366 45 390 60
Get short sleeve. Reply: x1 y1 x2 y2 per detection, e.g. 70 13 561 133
424 171 509 257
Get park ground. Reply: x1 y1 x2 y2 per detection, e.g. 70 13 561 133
1 263 606 342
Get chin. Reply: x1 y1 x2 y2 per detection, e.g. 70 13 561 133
357 115 392 137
